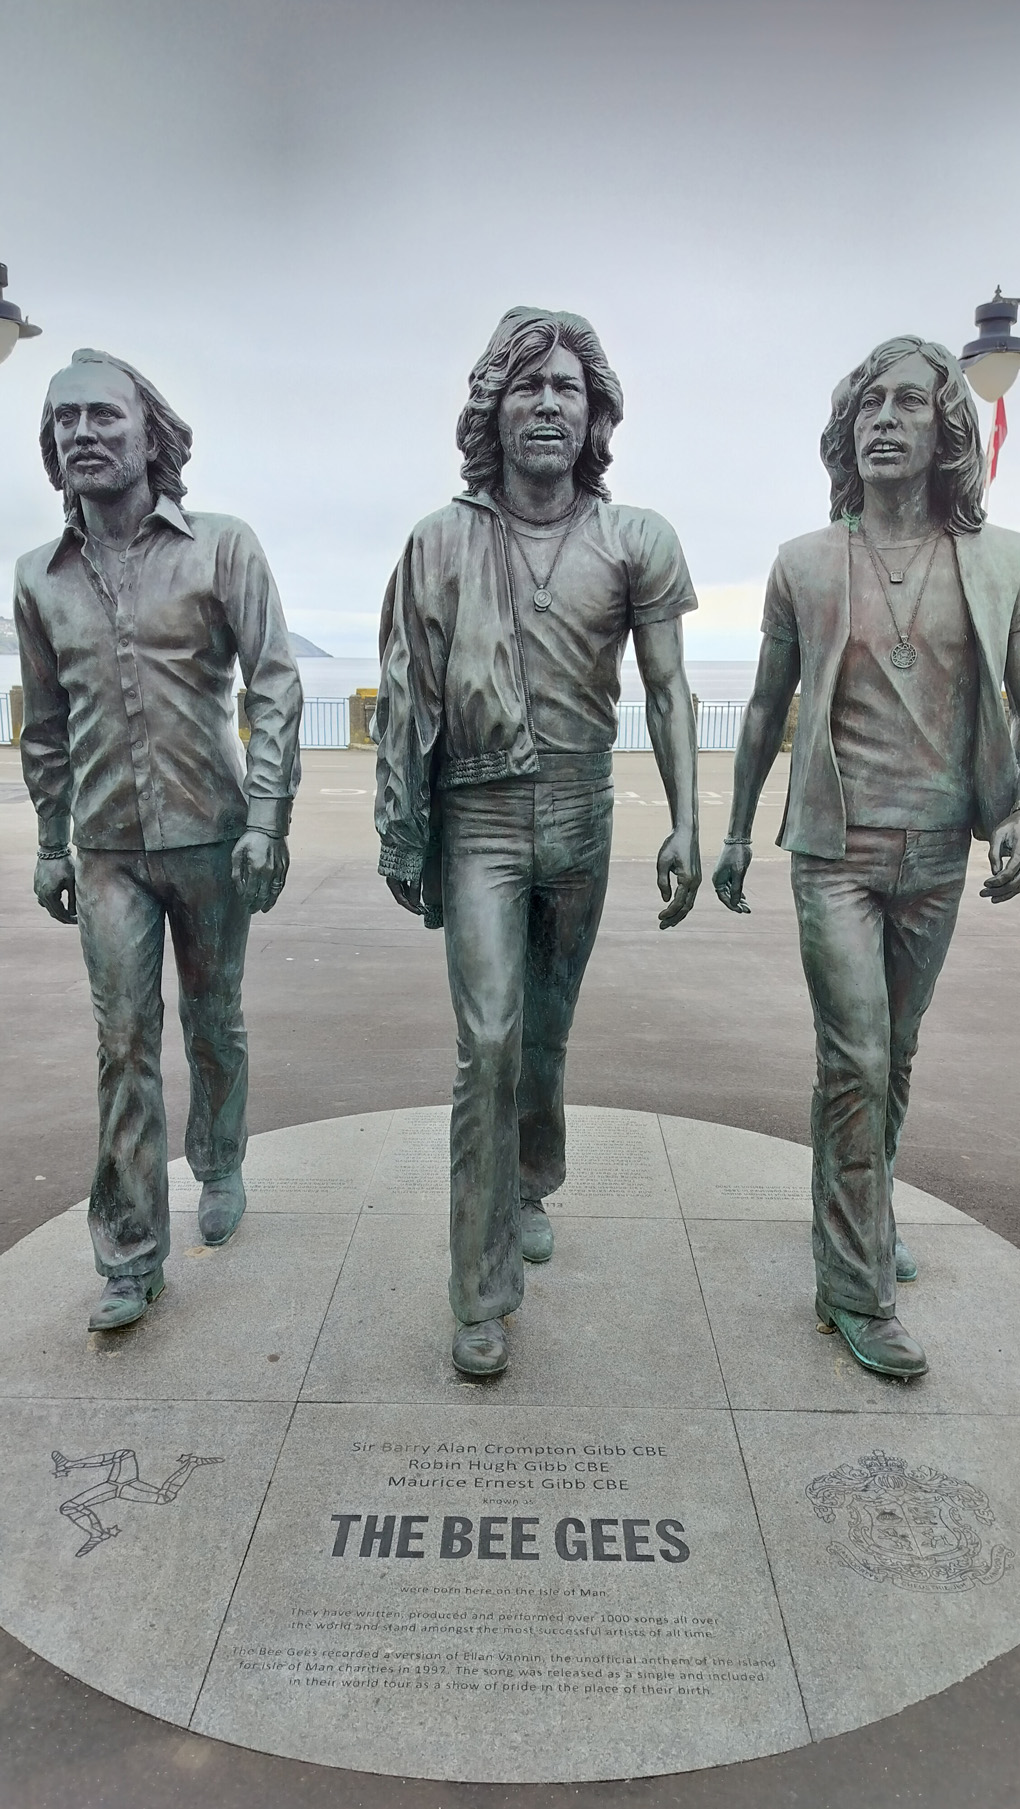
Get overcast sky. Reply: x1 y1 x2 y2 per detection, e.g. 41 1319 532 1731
2 0 1020 657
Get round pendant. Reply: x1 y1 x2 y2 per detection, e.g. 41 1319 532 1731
890 640 918 670
533 587 552 611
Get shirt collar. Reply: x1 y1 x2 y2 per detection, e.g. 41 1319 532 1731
46 493 194 570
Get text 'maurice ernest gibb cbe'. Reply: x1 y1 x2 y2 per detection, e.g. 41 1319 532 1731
14 349 303 1333
373 306 701 1378
713 336 1020 1381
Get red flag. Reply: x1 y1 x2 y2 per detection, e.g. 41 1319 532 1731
988 397 1008 486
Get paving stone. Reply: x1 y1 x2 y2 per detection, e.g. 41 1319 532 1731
660 1116 969 1225
735 1410 1020 1738
300 1212 725 1409
3 1108 1018 1785
687 1220 1018 1415
0 1210 358 1402
191 1403 808 1781
0 1397 290 1725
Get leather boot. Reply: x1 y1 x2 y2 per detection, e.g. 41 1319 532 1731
816 1295 927 1378
88 1266 165 1332
199 1170 247 1246
452 1318 509 1376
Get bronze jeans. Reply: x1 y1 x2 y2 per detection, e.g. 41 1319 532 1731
441 772 614 1325
792 826 971 1318
75 842 250 1279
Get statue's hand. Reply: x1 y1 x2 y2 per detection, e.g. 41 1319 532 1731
656 827 701 929
386 875 423 916
231 830 290 913
712 841 752 914
35 854 77 925
981 810 1020 904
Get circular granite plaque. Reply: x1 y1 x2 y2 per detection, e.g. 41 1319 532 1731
0 1107 1018 1783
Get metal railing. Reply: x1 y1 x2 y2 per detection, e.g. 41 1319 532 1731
0 692 746 753
300 696 350 748
617 699 745 752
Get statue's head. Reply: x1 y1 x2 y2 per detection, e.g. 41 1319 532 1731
40 349 193 517
456 307 624 499
821 336 984 533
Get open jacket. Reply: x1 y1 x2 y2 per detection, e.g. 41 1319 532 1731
374 493 551 922
765 522 1020 858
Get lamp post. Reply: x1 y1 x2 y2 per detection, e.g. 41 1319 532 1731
960 288 1020 495
0 261 42 367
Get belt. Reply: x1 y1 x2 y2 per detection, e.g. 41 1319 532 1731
532 750 613 783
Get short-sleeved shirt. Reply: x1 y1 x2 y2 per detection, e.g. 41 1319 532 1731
499 499 696 750
830 537 979 830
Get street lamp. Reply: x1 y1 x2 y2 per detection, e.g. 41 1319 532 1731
0 261 42 367
960 288 1020 404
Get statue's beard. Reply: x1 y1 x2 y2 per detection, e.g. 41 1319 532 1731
63 442 149 500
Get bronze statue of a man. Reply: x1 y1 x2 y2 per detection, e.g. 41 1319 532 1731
14 350 303 1331
713 336 1020 1378
375 306 701 1376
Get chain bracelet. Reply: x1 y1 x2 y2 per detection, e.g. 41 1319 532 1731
37 845 71 860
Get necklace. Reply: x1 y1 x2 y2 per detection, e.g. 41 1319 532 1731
862 533 942 669
868 533 936 586
497 493 580 529
504 502 585 611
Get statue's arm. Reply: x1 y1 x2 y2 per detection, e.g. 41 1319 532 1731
14 573 77 924
712 632 800 913
631 614 700 927
981 622 1020 904
222 524 303 912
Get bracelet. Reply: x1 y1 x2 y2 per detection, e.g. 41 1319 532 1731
37 845 71 861
722 834 751 847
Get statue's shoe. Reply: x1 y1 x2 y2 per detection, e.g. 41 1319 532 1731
521 1200 554 1263
88 1266 165 1333
452 1318 509 1376
895 1237 918 1282
198 1171 247 1246
815 1295 927 1379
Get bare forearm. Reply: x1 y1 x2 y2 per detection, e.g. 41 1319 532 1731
645 678 698 834
727 697 788 840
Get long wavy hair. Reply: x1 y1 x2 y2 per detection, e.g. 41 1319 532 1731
456 307 624 499
821 336 985 534
40 348 193 515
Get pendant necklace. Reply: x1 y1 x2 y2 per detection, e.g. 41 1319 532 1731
863 532 942 670
867 533 934 587
504 502 584 612
85 531 129 603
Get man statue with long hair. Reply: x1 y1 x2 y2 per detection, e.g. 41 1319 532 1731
713 336 1020 1379
14 350 302 1330
375 306 700 1376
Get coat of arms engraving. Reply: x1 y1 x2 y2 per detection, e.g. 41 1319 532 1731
806 1451 1014 1593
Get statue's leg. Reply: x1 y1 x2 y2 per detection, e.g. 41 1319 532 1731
518 778 614 1207
441 783 532 1328
791 831 897 1320
165 843 250 1187
75 852 170 1280
883 829 970 1205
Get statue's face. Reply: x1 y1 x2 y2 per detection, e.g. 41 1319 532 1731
48 363 152 500
497 344 590 485
852 351 939 489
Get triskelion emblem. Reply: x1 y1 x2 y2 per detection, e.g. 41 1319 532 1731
806 1451 1014 1592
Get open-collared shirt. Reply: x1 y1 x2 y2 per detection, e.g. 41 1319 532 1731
14 495 302 851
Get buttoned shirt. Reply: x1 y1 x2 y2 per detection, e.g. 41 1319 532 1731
14 496 302 851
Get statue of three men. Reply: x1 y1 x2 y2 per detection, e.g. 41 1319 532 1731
14 316 1020 1386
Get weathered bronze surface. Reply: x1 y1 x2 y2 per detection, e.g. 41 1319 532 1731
375 307 701 1373
14 350 303 1329
714 336 1020 1378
